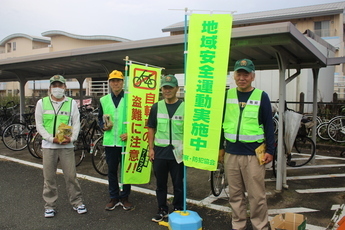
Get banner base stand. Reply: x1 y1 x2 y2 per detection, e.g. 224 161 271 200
168 210 202 230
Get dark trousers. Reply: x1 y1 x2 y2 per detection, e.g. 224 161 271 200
153 158 184 211
105 146 131 199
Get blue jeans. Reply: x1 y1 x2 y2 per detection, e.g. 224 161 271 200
105 146 131 199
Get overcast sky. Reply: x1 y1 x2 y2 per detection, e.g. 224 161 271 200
0 0 339 41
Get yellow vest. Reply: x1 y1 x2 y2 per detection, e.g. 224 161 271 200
42 96 72 136
154 100 184 147
100 94 126 147
223 88 265 143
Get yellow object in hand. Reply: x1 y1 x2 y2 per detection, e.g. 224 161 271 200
255 143 266 165
56 123 72 143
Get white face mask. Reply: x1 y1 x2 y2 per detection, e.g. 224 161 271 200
51 87 65 99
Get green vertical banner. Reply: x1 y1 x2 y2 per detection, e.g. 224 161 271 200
183 14 233 171
123 63 161 184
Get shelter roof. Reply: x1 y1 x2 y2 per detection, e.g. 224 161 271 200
0 22 336 82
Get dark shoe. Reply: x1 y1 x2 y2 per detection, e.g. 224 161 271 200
152 209 168 222
105 198 121 211
120 197 134 211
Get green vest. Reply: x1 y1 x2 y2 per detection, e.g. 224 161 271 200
42 96 73 136
154 100 184 147
223 88 265 143
100 94 126 147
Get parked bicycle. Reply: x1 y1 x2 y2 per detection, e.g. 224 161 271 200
272 121 316 177
90 136 107 176
326 115 345 143
210 162 226 197
74 105 103 167
27 127 43 159
2 105 35 151
0 101 20 136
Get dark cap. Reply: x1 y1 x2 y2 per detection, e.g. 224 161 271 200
234 59 255 73
50 75 66 84
161 75 178 87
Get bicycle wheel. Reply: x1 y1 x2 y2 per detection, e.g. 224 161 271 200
210 162 225 197
74 133 86 167
32 132 43 159
287 136 315 167
27 127 42 159
2 123 29 151
272 117 278 134
328 116 345 143
91 136 108 176
317 122 329 140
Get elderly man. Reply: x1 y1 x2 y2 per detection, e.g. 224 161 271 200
35 74 87 218
220 59 275 230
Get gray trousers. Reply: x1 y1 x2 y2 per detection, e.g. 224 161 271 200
224 154 268 230
42 148 83 209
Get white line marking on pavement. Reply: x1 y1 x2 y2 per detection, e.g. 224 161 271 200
268 207 318 215
296 187 345 193
1 154 324 229
265 173 345 182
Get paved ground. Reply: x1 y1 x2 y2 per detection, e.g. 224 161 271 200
0 142 345 229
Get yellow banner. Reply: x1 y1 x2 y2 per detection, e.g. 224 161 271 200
183 14 233 171
123 64 161 184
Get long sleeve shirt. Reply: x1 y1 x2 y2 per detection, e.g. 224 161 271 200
35 96 80 149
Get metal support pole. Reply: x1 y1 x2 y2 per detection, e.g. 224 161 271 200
311 68 320 164
275 52 289 192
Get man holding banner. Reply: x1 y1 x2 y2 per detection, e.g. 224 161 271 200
148 75 184 223
98 70 134 211
221 59 274 230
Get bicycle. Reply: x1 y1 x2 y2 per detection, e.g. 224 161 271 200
133 70 157 89
74 106 103 167
91 136 108 176
327 115 345 143
2 105 35 151
27 127 43 159
272 123 316 177
210 162 226 197
0 101 20 136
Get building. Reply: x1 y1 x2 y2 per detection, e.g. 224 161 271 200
163 1 345 109
0 31 131 99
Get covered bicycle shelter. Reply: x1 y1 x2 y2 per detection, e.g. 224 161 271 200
0 21 342 191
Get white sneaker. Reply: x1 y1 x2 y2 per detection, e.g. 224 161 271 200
44 209 56 218
73 204 87 214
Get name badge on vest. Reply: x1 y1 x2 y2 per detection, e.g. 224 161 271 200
247 100 260 106
173 115 183 120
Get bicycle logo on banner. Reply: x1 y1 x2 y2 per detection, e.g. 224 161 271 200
133 69 157 90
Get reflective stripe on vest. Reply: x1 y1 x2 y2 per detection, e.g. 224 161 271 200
154 100 184 147
100 94 126 147
223 88 265 143
42 96 72 136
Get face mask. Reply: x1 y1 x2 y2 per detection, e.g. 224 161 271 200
51 87 65 99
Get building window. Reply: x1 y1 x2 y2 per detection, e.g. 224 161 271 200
7 43 11 53
314 21 330 37
13 42 16 51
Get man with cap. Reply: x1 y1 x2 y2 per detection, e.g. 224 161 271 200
220 59 275 230
147 74 184 222
98 70 134 211
35 74 87 218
